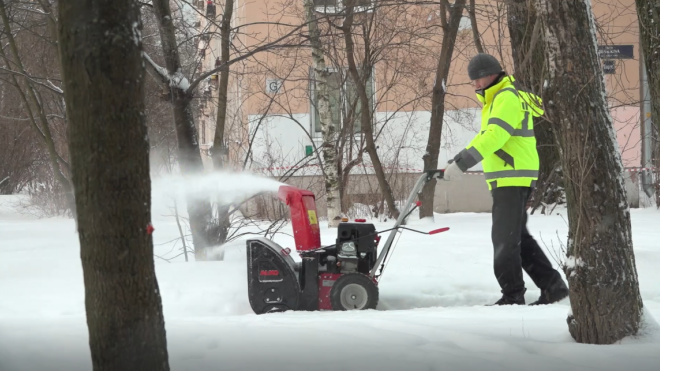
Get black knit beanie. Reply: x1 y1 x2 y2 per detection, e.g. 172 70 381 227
467 53 503 80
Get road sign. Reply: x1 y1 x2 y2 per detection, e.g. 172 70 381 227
598 45 634 59
266 78 283 94
603 60 616 74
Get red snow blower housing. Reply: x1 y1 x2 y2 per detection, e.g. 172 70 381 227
246 170 448 313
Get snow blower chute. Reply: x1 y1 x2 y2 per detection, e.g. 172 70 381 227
246 170 449 313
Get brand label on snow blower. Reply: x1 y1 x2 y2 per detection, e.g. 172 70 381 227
260 270 279 276
258 264 283 282
307 210 318 225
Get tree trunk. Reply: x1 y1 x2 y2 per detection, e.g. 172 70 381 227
151 0 214 259
420 0 466 219
212 0 234 172
505 0 563 214
343 0 400 220
536 0 643 344
635 0 660 207
305 0 343 227
468 0 485 53
211 0 235 245
58 0 169 370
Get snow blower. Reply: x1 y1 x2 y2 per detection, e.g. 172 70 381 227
245 170 449 313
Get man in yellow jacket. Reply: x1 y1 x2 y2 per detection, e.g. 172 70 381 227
444 53 569 306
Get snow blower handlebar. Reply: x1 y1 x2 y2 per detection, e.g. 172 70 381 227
369 169 447 279
396 226 450 235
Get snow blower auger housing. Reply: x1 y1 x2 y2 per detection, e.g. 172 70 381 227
246 170 448 314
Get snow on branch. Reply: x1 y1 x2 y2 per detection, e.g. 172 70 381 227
142 52 190 91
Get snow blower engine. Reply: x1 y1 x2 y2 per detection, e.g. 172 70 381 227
246 170 448 313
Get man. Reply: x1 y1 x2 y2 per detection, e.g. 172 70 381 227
444 53 569 306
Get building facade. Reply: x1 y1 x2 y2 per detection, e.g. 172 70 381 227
191 0 647 215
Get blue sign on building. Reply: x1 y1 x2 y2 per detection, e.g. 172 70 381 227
598 45 634 59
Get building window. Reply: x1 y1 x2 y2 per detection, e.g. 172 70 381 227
310 67 374 135
314 0 374 14
314 0 337 13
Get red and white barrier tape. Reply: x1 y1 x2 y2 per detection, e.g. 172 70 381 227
253 164 657 174
253 163 425 173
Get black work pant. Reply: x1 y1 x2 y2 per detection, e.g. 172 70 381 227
491 186 561 295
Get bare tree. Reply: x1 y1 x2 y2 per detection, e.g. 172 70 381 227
211 0 235 172
143 0 308 258
419 0 467 218
504 0 563 214
0 0 73 212
147 0 215 260
210 0 235 242
535 0 643 344
58 0 169 370
0 78 42 194
342 0 400 219
635 0 659 206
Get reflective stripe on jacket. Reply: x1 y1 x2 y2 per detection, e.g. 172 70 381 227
458 76 543 190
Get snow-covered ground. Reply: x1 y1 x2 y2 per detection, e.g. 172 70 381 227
0 172 662 371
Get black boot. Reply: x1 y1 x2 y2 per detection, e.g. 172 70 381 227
529 278 569 305
491 288 526 305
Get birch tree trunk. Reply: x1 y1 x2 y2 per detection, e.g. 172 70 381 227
58 0 169 369
419 0 466 218
305 0 343 227
536 0 643 344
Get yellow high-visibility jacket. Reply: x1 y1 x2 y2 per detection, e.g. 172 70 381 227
456 75 544 190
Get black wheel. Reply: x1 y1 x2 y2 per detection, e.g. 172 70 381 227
330 273 379 311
